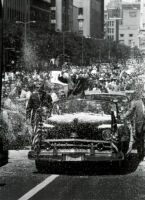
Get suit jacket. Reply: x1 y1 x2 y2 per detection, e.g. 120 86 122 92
26 92 52 126
124 99 145 133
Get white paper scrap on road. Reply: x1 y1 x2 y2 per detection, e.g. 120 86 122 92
18 175 59 200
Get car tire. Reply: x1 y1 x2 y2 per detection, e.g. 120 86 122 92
35 160 52 173
35 160 46 173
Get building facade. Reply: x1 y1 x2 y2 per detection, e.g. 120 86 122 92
73 5 79 33
138 0 145 57
51 0 73 32
119 3 140 47
106 18 120 41
107 0 122 9
73 0 104 38
30 0 51 27
3 0 30 22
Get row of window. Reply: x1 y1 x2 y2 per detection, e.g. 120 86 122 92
119 40 135 46
108 35 114 40
107 21 114 26
108 28 114 34
120 34 133 37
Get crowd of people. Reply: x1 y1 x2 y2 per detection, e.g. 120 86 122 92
2 59 145 106
1 59 145 159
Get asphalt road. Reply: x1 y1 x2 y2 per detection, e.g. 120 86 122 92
0 150 145 200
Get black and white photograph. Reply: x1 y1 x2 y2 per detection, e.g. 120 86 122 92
0 0 145 199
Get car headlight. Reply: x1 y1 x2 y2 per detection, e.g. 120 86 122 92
102 129 112 141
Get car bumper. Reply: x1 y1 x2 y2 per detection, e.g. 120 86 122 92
28 150 124 162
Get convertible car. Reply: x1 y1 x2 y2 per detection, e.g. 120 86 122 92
28 92 135 172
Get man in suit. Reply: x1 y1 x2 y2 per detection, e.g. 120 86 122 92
26 83 52 129
123 86 145 161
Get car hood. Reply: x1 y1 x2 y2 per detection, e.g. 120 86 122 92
48 112 111 125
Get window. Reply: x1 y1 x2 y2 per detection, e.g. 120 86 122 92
119 40 124 44
51 10 55 20
79 20 83 30
78 8 83 15
129 11 136 17
51 19 56 24
119 20 123 25
129 34 133 37
51 7 56 11
120 34 124 37
128 40 132 46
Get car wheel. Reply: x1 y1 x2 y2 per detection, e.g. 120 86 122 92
35 160 53 173
35 160 45 173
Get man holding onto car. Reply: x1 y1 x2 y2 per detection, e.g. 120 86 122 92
122 84 145 161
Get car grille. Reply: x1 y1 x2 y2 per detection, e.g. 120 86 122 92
41 139 112 152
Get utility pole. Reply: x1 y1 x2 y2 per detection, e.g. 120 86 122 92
82 36 84 65
62 31 65 64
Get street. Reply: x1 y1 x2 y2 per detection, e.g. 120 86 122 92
0 150 145 200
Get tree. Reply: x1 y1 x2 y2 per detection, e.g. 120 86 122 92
3 20 132 71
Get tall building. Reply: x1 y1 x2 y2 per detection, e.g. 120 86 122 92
107 0 122 9
106 18 120 41
119 2 140 47
138 0 145 57
30 0 51 27
73 5 79 33
73 0 104 38
105 0 121 41
51 0 73 32
3 0 30 22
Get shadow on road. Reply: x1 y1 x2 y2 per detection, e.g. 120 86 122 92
34 153 141 176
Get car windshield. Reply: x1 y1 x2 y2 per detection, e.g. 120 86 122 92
52 99 117 115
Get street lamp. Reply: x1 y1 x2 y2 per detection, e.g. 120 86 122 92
81 36 84 65
62 31 65 64
16 20 36 46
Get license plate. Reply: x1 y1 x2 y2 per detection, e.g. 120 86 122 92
65 155 84 161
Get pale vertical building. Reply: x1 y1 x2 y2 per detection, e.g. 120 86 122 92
119 2 140 47
138 0 145 57
73 5 79 33
55 0 73 32
106 18 120 41
73 0 104 38
140 0 145 29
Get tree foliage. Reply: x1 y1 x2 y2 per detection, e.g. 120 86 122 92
4 21 133 71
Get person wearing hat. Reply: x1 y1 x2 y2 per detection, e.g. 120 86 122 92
26 82 52 130
122 86 145 161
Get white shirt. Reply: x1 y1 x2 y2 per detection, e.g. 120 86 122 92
51 92 58 103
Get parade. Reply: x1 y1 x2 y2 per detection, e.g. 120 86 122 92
1 0 145 200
